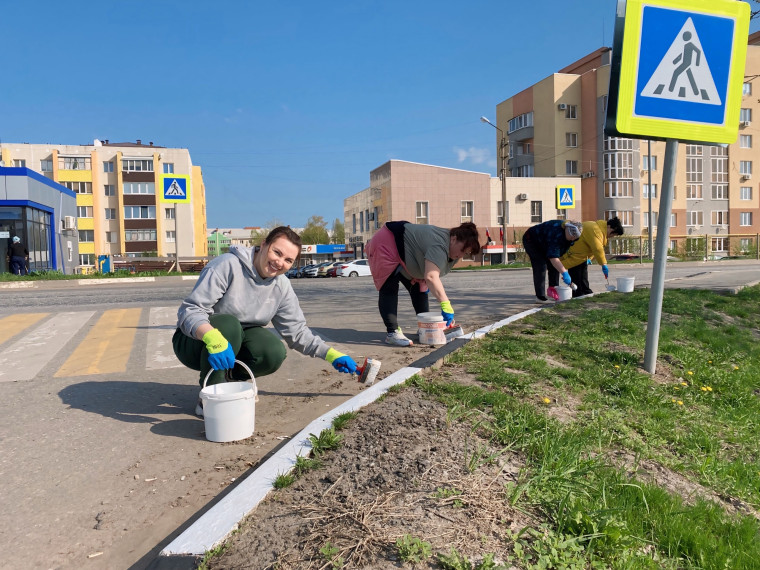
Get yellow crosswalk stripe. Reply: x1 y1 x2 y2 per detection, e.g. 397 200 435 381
55 308 142 377
0 313 49 345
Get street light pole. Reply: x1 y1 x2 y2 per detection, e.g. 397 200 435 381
481 116 509 264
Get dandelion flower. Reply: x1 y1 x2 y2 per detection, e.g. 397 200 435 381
681 381 688 386
542 397 551 404
701 387 707 392
677 401 683 406
674 386 680 390
733 365 740 370
706 386 713 392
708 360 712 364
614 365 620 369
687 371 694 376
671 398 676 402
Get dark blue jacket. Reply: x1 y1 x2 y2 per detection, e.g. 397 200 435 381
524 220 575 259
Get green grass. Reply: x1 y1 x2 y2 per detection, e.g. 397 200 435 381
0 269 196 281
413 284 760 569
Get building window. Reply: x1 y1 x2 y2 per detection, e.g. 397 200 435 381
740 161 752 176
556 209 567 220
163 163 175 174
12 159 26 167
122 158 154 172
497 200 509 225
512 164 534 177
104 184 116 196
565 160 578 175
604 150 633 178
740 108 752 123
460 201 473 223
166 231 176 242
740 238 752 252
511 142 531 157
373 206 379 229
565 133 577 147
711 211 728 226
686 184 703 199
685 144 703 156
40 159 53 172
670 213 677 227
564 105 577 119
530 201 543 223
604 137 633 151
741 186 753 200
743 82 752 95
711 238 728 252
642 155 658 170
605 210 633 226
123 182 155 194
125 230 157 241
76 206 93 218
62 181 92 194
124 206 156 219
103 161 114 173
740 212 753 226
165 207 175 219
105 231 118 243
604 180 632 198
741 134 752 148
359 211 364 232
711 184 728 200
642 212 658 229
104 208 116 219
79 254 95 266
507 111 533 133
78 230 95 242
643 184 657 198
686 211 704 226
59 156 91 170
352 214 356 233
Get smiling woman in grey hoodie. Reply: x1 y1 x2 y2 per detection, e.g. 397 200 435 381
173 227 357 414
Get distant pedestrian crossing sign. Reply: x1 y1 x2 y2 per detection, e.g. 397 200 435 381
609 0 749 143
160 175 190 203
556 185 575 209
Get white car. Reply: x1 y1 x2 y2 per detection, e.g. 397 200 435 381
336 259 372 277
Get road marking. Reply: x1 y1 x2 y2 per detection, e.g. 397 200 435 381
146 307 183 369
0 313 49 345
0 312 94 383
55 308 141 377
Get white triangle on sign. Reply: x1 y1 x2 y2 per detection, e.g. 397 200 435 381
166 180 185 196
640 17 721 105
561 189 572 204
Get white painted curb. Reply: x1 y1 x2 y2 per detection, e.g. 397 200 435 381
78 277 156 285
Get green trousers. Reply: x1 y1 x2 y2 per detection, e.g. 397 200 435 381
172 314 287 387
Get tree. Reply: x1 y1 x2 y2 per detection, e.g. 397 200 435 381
301 215 329 245
331 218 345 245
250 218 287 245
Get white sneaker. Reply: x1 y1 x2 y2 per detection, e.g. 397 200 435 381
195 399 204 417
385 328 413 347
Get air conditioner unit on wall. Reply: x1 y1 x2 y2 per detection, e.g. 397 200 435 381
64 216 76 229
742 120 751 127
742 173 752 180
557 103 567 110
517 193 528 200
581 171 595 179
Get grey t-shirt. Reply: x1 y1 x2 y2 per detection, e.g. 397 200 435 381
402 224 454 279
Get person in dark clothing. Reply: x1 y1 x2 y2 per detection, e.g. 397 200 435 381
521 220 581 303
7 236 29 275
561 217 625 297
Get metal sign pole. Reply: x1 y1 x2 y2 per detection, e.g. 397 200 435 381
643 138 678 373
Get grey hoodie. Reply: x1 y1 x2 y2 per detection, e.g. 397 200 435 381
176 245 329 359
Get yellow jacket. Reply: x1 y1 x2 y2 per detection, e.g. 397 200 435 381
560 220 608 269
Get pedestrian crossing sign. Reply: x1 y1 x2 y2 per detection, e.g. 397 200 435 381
556 185 575 209
160 175 190 203
610 0 749 144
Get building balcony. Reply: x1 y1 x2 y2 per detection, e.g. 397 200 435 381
508 126 534 143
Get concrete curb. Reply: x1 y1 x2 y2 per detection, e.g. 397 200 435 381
155 305 546 564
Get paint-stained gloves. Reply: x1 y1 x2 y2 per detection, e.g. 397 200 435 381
440 301 455 326
602 265 609 279
561 271 572 286
547 286 559 301
325 348 357 374
202 328 236 370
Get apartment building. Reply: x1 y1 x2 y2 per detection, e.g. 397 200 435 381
344 159 580 263
495 34 760 257
0 140 208 268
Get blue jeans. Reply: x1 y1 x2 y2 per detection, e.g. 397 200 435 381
10 256 27 275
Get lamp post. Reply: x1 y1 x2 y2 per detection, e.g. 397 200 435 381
480 116 509 264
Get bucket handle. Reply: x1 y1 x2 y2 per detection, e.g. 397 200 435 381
202 359 258 401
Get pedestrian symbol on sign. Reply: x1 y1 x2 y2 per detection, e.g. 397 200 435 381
640 17 720 105
166 179 186 197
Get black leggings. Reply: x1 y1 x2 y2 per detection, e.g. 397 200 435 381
378 267 430 333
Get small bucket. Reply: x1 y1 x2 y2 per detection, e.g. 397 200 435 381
617 276 635 293
556 286 573 301
200 360 258 443
417 311 446 345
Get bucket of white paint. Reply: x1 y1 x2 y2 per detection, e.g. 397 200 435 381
556 285 573 301
417 312 446 345
200 360 258 442
617 276 635 293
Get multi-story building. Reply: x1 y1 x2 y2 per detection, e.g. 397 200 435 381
0 139 208 269
495 34 760 257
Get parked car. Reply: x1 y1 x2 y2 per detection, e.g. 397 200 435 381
325 266 338 277
336 259 372 277
317 261 343 277
303 262 331 278
285 267 300 278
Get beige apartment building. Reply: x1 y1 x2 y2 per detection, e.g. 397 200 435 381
495 34 760 257
344 159 580 263
0 139 208 268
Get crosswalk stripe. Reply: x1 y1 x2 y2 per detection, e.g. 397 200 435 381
0 312 95 383
55 308 142 377
0 313 49 345
146 307 183 370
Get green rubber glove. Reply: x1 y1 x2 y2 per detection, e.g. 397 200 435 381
202 328 236 370
325 347 358 374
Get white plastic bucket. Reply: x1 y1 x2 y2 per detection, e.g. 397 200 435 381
556 286 573 301
417 311 446 345
200 360 258 443
617 276 635 293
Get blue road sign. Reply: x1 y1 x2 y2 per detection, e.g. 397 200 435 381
556 185 575 209
160 175 190 203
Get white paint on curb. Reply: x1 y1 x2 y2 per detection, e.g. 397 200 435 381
182 275 200 281
0 281 35 289
78 277 156 285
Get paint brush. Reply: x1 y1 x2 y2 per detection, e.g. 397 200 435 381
355 357 381 386
444 324 464 341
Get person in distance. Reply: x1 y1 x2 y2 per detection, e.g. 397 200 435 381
560 216 624 297
521 220 582 303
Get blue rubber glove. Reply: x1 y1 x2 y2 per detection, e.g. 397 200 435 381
325 348 358 374
440 301 455 326
202 328 236 370
561 271 572 285
602 264 609 279
586 258 592 265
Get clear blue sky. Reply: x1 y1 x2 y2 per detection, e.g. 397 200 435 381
2 1 758 229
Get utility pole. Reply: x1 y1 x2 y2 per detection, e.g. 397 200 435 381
481 116 509 264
